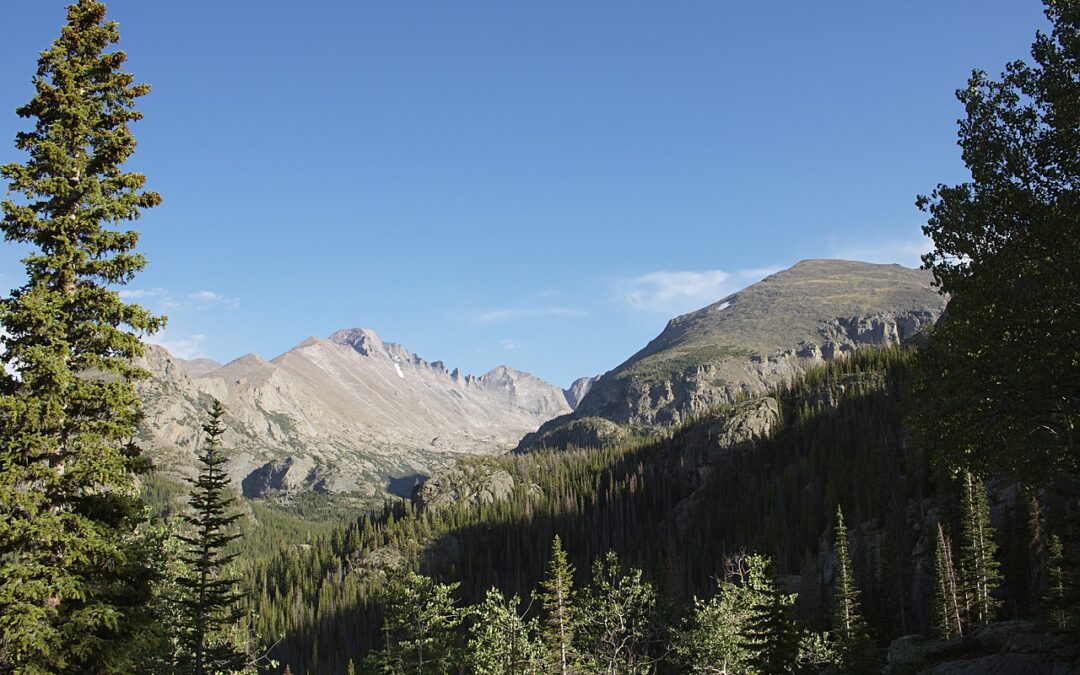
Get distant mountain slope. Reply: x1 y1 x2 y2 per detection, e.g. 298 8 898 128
136 328 573 500
518 259 946 450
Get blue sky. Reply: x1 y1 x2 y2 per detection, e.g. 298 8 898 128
0 1 1049 387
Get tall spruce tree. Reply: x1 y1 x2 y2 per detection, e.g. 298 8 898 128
745 557 800 675
538 536 578 675
0 1 163 671
933 522 963 639
958 472 1001 629
831 507 876 672
178 400 246 674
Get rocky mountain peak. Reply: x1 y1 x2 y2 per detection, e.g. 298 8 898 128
329 327 386 358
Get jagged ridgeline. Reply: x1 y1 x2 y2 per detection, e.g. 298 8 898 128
239 346 967 673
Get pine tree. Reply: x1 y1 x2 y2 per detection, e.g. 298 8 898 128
958 472 1001 628
933 522 963 639
831 507 876 672
1046 535 1073 631
745 564 800 675
0 1 163 671
178 400 246 674
538 535 577 674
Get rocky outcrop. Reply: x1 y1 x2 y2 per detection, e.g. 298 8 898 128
515 415 629 452
518 260 946 451
135 328 572 501
885 622 1080 674
563 376 598 409
411 457 536 513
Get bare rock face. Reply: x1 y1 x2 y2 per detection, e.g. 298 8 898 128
563 376 597 409
518 260 946 451
135 328 572 500
411 458 522 513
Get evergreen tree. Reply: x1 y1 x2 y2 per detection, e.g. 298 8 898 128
933 523 963 639
0 1 163 671
371 570 462 674
467 587 544 675
745 556 799 675
1046 535 1073 631
178 400 246 674
957 472 1001 628
576 551 662 674
830 507 876 672
538 536 578 674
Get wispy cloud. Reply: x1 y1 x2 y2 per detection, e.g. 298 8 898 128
828 234 932 268
473 307 586 324
146 331 207 360
616 267 779 314
499 339 522 350
189 290 240 310
118 287 168 300
116 287 241 311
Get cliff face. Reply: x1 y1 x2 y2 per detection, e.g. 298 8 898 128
136 328 572 500
519 260 946 450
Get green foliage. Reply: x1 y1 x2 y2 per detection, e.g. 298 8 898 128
674 553 771 674
369 570 463 674
0 0 163 670
177 400 247 674
910 0 1079 491
538 535 578 675
466 588 545 675
933 523 963 639
830 507 877 673
744 559 800 675
576 550 662 674
957 472 1001 629
1046 535 1074 631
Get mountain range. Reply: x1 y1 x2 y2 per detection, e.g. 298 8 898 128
136 259 947 500
136 328 575 500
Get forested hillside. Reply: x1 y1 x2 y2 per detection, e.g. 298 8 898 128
234 347 1039 673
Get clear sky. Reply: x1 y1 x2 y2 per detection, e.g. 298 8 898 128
0 1 1050 387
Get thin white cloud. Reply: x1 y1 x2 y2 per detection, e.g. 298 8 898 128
499 339 522 350
189 290 240 310
116 287 240 310
616 267 779 314
146 331 207 360
118 287 168 300
474 307 586 324
829 234 933 268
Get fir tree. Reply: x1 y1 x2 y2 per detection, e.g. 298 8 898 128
1046 535 1073 631
831 507 876 672
0 1 163 671
178 400 246 674
933 522 963 639
538 535 578 674
958 472 1001 628
745 556 800 675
